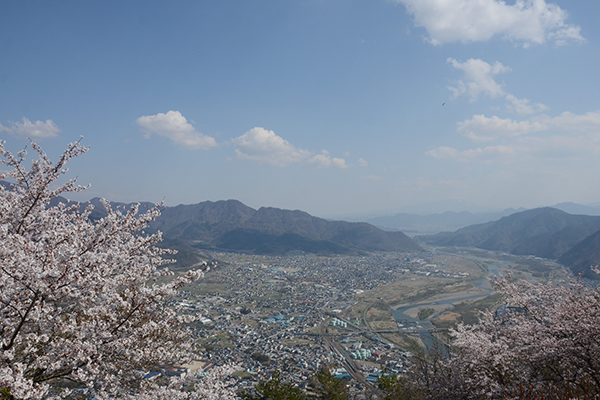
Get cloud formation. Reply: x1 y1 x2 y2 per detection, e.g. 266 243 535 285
458 115 546 142
460 111 600 142
448 58 547 114
428 110 600 162
231 127 311 166
447 58 510 101
136 111 217 150
545 111 600 132
231 127 347 168
396 0 584 47
0 118 61 139
504 94 548 115
309 150 348 169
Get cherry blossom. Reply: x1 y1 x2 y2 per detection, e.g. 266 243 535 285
0 140 235 399
438 275 600 399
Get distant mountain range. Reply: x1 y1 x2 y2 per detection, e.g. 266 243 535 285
418 207 600 279
7 178 600 278
81 198 600 279
366 209 524 235
80 198 423 258
366 202 600 235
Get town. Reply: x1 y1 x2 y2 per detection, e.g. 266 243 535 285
165 250 497 396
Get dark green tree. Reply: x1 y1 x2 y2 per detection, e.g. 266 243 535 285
241 371 306 400
309 366 350 400
377 371 424 400
251 351 271 364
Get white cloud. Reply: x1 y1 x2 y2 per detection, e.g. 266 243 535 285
0 117 61 139
505 94 548 115
448 58 547 114
431 110 600 163
544 111 600 132
358 158 368 167
136 110 217 150
396 0 584 47
521 111 600 155
447 58 510 101
458 110 600 143
309 150 348 169
231 127 348 168
446 58 511 101
458 115 546 141
547 25 585 47
426 145 516 162
231 127 311 166
517 134 600 157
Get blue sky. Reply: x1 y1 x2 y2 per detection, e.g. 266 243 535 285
1 0 599 217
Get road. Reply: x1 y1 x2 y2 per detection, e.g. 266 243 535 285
317 317 381 395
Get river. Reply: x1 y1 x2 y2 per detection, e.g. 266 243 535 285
390 257 510 348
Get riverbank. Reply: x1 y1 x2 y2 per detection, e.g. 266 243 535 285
393 287 490 319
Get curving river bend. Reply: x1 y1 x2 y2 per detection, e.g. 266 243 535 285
390 259 509 348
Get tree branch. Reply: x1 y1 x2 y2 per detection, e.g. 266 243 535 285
3 291 39 351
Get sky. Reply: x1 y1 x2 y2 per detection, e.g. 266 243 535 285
1 0 600 218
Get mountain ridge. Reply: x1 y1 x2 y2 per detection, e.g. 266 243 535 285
73 197 422 256
419 207 600 279
366 208 525 234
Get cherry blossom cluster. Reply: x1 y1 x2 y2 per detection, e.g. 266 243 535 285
0 140 236 399
438 275 600 399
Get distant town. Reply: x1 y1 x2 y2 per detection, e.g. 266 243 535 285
163 249 568 396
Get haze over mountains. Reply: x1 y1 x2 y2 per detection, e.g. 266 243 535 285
365 202 600 235
81 197 423 257
98 197 600 279
41 187 600 280
366 209 524 235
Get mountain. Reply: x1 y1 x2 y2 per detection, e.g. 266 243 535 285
84 197 156 221
150 199 256 242
558 231 600 279
551 202 600 216
146 201 422 255
357 202 600 234
39 196 420 256
420 207 600 279
367 208 523 234
214 230 352 255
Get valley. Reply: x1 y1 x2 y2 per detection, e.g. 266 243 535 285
171 246 572 394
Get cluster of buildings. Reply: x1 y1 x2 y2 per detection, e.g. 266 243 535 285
330 317 348 328
167 251 464 394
